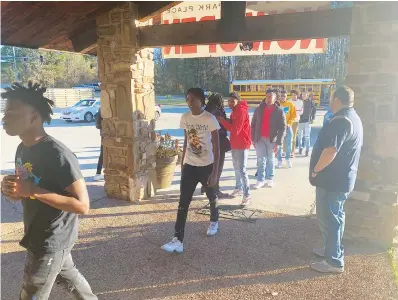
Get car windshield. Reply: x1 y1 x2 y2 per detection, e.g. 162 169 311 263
73 100 96 107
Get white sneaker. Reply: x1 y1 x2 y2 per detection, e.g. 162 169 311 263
253 181 266 189
161 237 184 253
312 247 325 257
94 174 104 181
207 222 219 236
240 195 251 206
286 160 292 168
276 161 283 169
310 260 344 273
267 180 274 188
230 189 243 197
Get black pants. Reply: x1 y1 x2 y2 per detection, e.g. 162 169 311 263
96 144 103 175
201 149 226 193
175 164 219 241
20 245 97 300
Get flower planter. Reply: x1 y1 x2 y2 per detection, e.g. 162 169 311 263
150 155 178 190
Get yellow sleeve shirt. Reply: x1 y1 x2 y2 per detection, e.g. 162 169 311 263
280 101 297 126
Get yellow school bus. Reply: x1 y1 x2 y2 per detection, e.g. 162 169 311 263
229 79 336 107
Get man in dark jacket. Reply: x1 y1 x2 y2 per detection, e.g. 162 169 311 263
251 89 286 188
94 109 103 181
297 90 316 156
309 86 363 273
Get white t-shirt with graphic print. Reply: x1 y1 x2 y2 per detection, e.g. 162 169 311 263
180 110 220 167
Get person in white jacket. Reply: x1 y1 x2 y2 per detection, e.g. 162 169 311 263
289 90 303 157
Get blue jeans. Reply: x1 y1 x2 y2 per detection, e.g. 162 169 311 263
316 187 349 268
278 126 293 161
231 149 250 197
297 122 311 151
255 137 275 182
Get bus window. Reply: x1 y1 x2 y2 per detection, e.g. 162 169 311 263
241 85 247 92
258 85 265 92
233 85 240 92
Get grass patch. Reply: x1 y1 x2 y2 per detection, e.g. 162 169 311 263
156 98 186 106
388 247 398 286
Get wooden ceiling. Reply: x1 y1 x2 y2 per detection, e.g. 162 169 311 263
1 1 177 54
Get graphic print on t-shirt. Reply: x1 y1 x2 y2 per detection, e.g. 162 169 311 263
16 157 41 200
188 128 202 155
16 157 41 185
283 106 289 114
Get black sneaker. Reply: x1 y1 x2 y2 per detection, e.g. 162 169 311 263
299 148 303 155
305 151 309 157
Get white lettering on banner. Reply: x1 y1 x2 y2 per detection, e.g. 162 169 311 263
160 1 331 59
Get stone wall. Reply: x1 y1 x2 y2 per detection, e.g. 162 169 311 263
96 3 156 202
345 2 398 248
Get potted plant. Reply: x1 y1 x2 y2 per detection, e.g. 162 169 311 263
151 132 181 190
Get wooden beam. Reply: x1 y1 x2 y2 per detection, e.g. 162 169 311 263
219 2 246 36
138 7 353 48
70 2 180 53
138 1 181 22
70 19 97 53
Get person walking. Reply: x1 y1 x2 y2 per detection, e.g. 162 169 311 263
1 82 97 300
161 88 220 253
276 90 296 168
203 93 231 199
251 89 286 189
309 86 363 273
297 90 316 156
94 108 104 181
217 92 252 205
289 90 303 157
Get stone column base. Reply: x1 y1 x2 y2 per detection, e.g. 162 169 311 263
345 184 398 249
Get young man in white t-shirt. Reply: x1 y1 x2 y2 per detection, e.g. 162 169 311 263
161 88 220 253
289 90 303 157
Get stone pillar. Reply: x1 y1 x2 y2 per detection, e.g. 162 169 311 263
96 3 156 202
345 2 398 248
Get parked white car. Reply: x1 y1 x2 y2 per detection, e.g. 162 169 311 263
61 99 161 123
60 99 100 123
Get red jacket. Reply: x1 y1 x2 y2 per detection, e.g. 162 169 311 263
221 101 251 150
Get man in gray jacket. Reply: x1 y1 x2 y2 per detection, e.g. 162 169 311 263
251 89 286 188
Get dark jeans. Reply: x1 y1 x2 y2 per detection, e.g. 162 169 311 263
20 245 97 300
96 144 103 175
175 164 219 241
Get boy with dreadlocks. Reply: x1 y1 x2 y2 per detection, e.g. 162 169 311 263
162 88 220 253
1 82 97 299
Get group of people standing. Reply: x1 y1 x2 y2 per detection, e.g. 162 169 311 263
202 88 318 199
162 85 364 277
161 87 317 252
